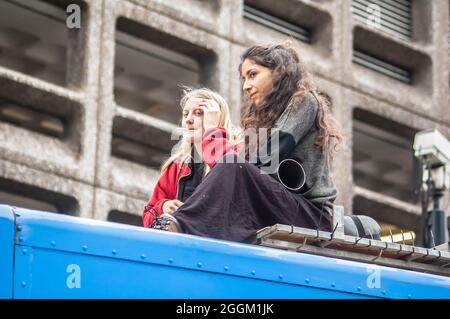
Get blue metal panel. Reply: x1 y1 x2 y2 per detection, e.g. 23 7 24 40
13 246 363 299
0 205 15 298
9 206 450 299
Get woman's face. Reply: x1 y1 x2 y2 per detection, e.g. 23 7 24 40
241 58 274 108
182 97 205 143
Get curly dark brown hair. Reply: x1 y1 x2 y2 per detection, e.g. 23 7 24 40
239 43 343 160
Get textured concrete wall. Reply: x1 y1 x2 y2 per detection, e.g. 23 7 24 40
0 0 449 239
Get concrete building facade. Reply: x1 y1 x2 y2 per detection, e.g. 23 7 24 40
0 0 449 243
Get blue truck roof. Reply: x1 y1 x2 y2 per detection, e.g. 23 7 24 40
1 204 449 299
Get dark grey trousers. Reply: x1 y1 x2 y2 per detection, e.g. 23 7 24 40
173 154 332 242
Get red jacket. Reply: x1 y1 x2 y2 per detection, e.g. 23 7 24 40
142 127 238 227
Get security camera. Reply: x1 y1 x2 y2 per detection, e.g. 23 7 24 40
413 129 450 167
413 129 450 248
414 129 450 191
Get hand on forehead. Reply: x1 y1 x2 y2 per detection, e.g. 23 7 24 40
186 97 220 111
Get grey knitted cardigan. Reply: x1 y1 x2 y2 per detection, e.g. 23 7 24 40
249 91 337 215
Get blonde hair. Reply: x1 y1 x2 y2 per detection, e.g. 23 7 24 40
161 87 237 175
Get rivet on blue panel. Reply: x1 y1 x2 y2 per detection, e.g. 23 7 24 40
22 248 27 255
21 281 26 287
140 254 146 260
82 245 88 251
305 278 310 284
197 262 203 268
112 249 117 255
224 266 229 272
51 241 56 247
168 258 174 264
251 270 256 276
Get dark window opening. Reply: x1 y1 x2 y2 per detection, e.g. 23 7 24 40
0 96 65 138
111 115 179 168
243 3 310 43
353 108 419 204
0 77 82 147
353 49 412 83
352 26 431 87
0 177 79 215
0 0 86 88
115 17 216 125
108 210 142 227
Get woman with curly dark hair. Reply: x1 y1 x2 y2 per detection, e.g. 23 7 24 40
239 43 343 211
147 42 343 243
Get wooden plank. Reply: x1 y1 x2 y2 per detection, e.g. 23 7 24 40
255 224 450 276
259 238 450 277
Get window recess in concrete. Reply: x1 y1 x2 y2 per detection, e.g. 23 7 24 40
352 0 412 41
243 2 310 43
243 0 332 47
0 0 85 88
111 115 179 168
108 210 142 227
113 17 216 168
353 26 431 87
353 49 411 83
0 77 82 147
353 108 420 204
115 17 216 125
0 96 65 139
0 177 79 216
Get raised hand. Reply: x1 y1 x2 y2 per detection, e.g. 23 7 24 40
198 99 221 132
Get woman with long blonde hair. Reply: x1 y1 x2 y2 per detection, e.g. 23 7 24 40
142 87 238 230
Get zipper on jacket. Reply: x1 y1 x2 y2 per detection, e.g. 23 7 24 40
176 165 192 201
